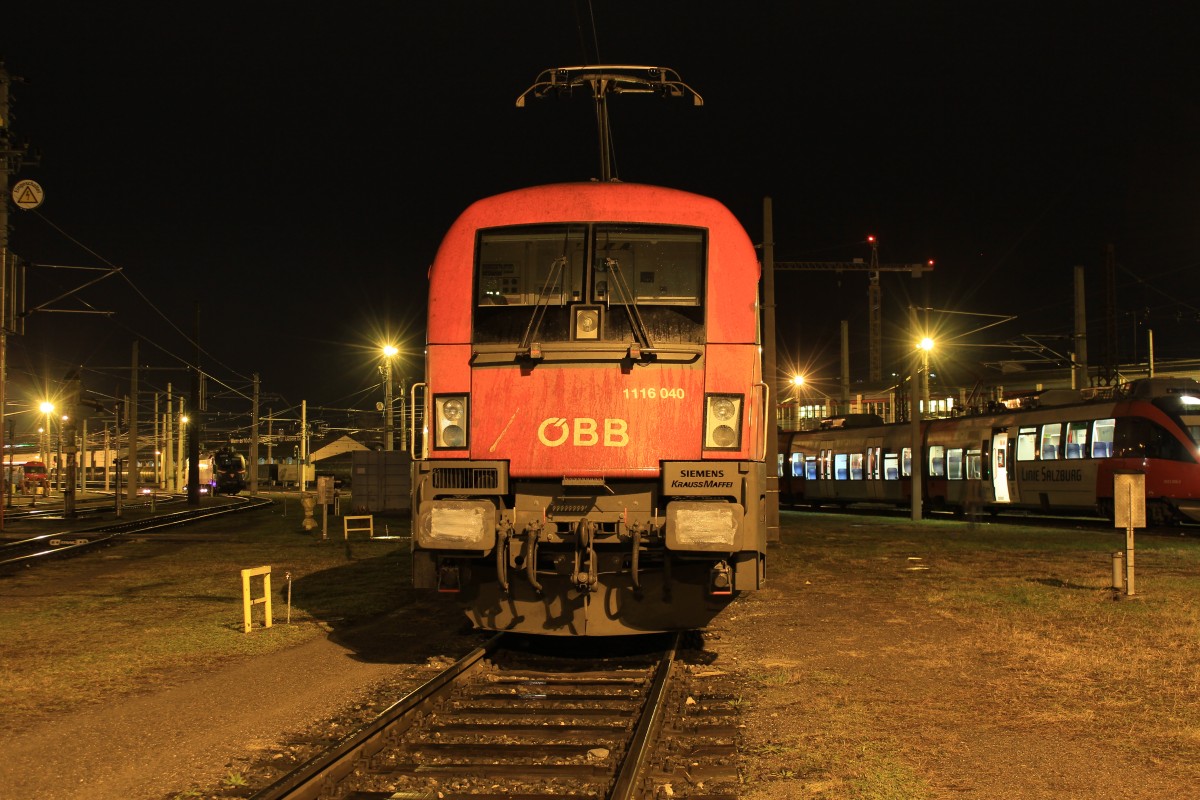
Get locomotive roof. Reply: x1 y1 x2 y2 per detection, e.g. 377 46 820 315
455 181 740 227
1043 376 1200 406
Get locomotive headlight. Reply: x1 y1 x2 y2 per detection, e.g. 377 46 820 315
442 398 464 421
665 500 744 552
418 499 496 550
574 306 601 340
434 395 469 449
704 394 743 450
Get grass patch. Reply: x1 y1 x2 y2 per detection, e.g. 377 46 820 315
0 503 415 726
738 511 1200 797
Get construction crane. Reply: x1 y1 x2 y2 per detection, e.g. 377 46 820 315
775 236 933 382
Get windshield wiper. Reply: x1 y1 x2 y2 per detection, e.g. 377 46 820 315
519 255 567 354
601 256 654 355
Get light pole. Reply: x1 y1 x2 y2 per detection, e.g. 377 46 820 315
790 374 805 430
39 401 54 494
910 336 934 522
381 345 397 451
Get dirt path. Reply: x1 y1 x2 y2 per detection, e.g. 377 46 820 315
0 621 427 800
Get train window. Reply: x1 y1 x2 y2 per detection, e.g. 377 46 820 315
1114 417 1192 461
1016 427 1038 461
477 225 586 308
929 445 946 477
834 453 848 480
1040 423 1062 460
947 448 963 480
1091 418 1115 458
593 225 706 345
805 456 818 480
884 453 899 480
1065 421 1089 459
820 449 832 479
594 226 703 306
868 446 881 480
901 447 912 477
790 452 804 478
473 223 706 345
849 453 863 480
966 448 982 479
777 453 786 478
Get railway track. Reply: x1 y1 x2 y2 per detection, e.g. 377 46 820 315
0 494 272 570
784 502 1200 534
251 632 741 799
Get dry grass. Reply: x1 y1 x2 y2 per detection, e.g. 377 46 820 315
727 511 1200 799
0 504 413 727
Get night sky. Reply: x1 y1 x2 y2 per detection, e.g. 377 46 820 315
2 2 1198 430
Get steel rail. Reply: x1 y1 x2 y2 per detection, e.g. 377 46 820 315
0 495 271 569
248 633 505 800
608 631 681 799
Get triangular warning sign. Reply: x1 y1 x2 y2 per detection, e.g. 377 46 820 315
12 180 43 209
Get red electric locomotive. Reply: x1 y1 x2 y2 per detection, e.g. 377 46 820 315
410 181 768 635
779 376 1200 525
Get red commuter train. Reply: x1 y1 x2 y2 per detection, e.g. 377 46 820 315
778 376 1200 525
411 181 768 635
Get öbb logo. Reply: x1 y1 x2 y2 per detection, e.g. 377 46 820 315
537 418 629 447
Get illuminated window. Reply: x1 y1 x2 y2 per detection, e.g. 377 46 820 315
1092 418 1116 458
834 453 849 480
929 445 946 477
884 453 900 480
966 448 982 479
1065 421 1089 459
849 453 863 480
947 448 963 480
1040 423 1062 460
1016 427 1038 461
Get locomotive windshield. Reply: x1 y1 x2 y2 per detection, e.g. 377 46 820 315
1152 393 1200 449
473 223 706 347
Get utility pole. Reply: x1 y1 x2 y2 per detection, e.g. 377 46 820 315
127 340 139 500
1 63 34 532
763 197 780 544
383 357 393 451
251 373 259 493
188 304 200 505
1073 266 1088 389
1102 244 1118 386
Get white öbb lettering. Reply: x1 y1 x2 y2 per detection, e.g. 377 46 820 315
537 417 629 447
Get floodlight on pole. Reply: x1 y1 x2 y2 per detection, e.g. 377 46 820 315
381 345 398 451
910 335 934 522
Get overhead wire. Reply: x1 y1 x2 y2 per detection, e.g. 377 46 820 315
27 209 255 400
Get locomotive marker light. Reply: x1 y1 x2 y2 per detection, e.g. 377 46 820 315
704 394 744 450
434 395 469 449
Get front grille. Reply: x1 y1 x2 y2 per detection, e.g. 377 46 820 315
432 467 500 490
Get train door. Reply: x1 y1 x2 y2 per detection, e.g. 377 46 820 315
991 430 1011 503
865 438 882 500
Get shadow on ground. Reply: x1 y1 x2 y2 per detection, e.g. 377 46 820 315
288 540 487 664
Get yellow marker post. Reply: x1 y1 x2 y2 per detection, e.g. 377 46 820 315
241 565 273 633
343 514 375 539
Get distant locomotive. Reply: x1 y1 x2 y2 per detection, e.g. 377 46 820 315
410 181 769 635
779 376 1200 526
209 447 247 495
